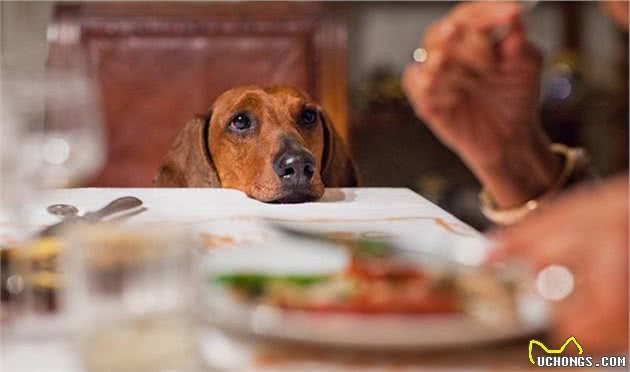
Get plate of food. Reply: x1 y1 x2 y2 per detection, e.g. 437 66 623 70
201 224 548 350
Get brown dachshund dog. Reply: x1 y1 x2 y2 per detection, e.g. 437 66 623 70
154 86 358 203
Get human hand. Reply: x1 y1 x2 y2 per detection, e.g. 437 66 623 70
601 1 629 30
489 175 629 354
402 2 562 207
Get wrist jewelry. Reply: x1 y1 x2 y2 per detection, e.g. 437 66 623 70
479 143 587 225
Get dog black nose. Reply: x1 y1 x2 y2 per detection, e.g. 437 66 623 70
273 149 315 187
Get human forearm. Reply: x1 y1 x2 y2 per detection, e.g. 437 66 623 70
465 127 563 209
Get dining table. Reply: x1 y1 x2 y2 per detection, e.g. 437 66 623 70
0 187 573 371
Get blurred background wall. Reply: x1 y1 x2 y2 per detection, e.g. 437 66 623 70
1 1 627 228
2 2 624 87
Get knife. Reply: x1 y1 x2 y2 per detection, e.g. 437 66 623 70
267 222 490 271
37 196 144 237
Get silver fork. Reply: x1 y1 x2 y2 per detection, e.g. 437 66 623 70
492 0 539 42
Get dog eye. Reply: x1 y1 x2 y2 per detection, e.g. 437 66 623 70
228 113 252 132
299 108 318 127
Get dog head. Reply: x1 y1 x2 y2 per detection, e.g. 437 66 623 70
154 86 357 202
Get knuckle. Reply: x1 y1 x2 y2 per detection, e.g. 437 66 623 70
423 20 443 46
401 66 423 91
401 65 413 83
452 2 475 18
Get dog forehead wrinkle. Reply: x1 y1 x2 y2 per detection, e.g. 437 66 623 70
271 95 305 127
265 86 306 99
256 96 293 129
228 92 265 114
278 94 305 113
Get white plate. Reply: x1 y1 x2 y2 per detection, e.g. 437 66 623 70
203 288 549 351
199 220 548 350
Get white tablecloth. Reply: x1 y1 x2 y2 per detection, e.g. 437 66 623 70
2 187 481 248
2 188 510 372
7 187 467 225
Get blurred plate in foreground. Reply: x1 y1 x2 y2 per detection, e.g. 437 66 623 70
203 297 547 350
201 224 548 351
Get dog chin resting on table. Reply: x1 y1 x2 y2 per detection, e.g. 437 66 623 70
153 86 358 203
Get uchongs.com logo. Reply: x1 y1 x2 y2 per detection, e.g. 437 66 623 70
529 336 627 368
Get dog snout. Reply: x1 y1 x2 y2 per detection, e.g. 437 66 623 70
273 149 315 187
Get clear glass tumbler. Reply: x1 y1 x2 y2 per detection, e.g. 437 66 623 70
63 224 203 372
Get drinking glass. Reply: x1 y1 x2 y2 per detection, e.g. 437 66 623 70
1 50 107 337
1 54 106 191
63 224 203 372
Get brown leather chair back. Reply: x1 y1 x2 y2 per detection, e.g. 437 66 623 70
48 2 347 186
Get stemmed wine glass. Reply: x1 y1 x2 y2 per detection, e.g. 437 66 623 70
1 58 107 192
0 49 107 339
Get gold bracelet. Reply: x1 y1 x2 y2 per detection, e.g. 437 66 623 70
479 143 585 225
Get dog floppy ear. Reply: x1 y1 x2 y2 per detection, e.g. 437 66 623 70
319 109 359 187
153 113 221 187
